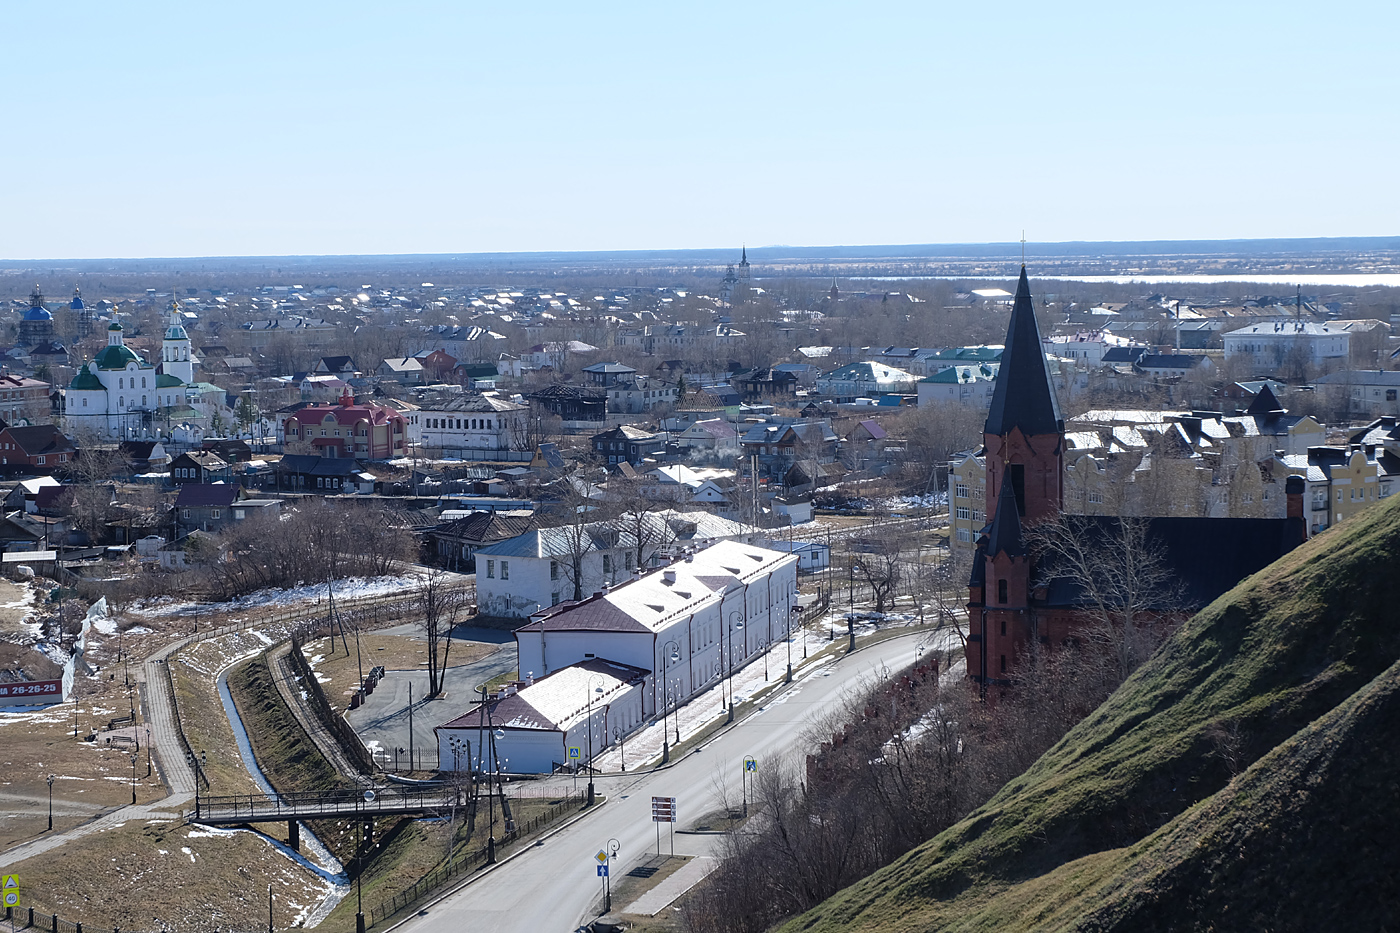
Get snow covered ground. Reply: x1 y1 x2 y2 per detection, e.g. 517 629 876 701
590 614 957 772
128 574 428 619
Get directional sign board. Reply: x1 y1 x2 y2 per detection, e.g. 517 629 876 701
568 747 581 760
2 874 19 908
651 796 677 823
596 865 609 877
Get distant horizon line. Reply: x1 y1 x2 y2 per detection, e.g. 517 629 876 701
5 234 1400 268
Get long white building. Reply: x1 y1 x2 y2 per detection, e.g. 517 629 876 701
514 538 799 724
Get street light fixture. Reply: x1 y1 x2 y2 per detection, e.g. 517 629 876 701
129 753 138 805
585 674 605 807
612 725 625 772
659 641 680 763
47 774 55 831
725 611 745 724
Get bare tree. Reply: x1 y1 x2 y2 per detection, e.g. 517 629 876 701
1026 514 1182 683
417 571 468 698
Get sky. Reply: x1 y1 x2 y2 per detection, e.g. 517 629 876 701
4 1 1397 260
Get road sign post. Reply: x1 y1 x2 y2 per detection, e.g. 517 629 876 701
651 796 677 856
568 747 581 795
742 756 757 818
1 875 19 910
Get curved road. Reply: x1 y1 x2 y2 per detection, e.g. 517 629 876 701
394 631 928 933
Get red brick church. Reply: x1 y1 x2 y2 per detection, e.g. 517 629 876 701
965 269 1306 688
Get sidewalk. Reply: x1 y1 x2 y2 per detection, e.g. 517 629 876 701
623 856 717 916
592 615 954 773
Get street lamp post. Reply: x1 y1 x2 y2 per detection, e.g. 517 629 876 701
659 640 680 764
670 677 681 745
726 611 745 724
585 674 605 807
612 725 625 772
129 753 138 804
785 587 795 682
848 559 858 652
47 774 55 831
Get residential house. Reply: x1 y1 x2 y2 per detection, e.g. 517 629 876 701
281 389 407 459
408 393 531 460
273 454 377 494
738 421 838 469
582 362 638 388
170 450 230 485
592 425 664 466
1136 354 1211 379
767 539 831 573
816 362 918 401
173 484 242 533
314 356 359 377
526 385 605 425
732 368 799 400
676 418 740 455
378 357 425 385
429 509 536 571
0 425 75 474
918 365 998 406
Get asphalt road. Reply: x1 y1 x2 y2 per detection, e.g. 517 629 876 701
394 631 926 933
346 643 518 770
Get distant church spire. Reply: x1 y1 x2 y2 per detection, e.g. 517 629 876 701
984 266 1062 438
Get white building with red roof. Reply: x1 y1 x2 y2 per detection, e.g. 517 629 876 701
280 388 407 459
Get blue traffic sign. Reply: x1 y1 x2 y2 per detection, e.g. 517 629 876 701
597 865 609 877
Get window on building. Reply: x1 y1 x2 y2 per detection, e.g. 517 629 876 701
956 527 970 542
500 561 509 580
997 579 1008 604
486 560 495 579
550 561 558 580
956 483 969 499
602 555 612 574
1007 464 1026 516
211 509 220 519
956 506 970 521
1000 654 1007 673
1000 617 1007 636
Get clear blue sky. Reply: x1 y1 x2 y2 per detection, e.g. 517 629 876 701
4 1 1396 260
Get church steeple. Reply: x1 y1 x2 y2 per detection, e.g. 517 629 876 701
984 473 1027 560
984 266 1062 438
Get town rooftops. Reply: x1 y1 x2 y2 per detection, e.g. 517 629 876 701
1 425 74 456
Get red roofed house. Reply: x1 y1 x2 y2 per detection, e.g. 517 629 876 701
281 388 408 460
0 425 77 474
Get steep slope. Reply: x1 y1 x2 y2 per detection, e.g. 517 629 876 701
783 494 1400 932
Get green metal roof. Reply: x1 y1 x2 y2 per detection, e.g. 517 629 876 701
69 366 104 390
156 373 184 388
93 344 146 370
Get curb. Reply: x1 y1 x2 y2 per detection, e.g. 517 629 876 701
593 625 930 778
380 797 609 933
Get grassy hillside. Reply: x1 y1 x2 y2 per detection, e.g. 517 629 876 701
782 494 1400 932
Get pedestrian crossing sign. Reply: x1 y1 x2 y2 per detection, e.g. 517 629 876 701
568 746 581 760
2 874 19 908
744 759 758 772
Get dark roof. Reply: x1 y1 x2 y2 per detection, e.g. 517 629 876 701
174 484 240 508
984 474 1026 559
173 450 228 470
3 425 74 456
1040 516 1305 610
1139 354 1206 368
1244 383 1285 415
276 454 363 476
1101 346 1146 363
514 595 650 634
434 510 535 544
984 267 1063 438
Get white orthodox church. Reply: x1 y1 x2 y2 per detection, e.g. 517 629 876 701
66 307 198 439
